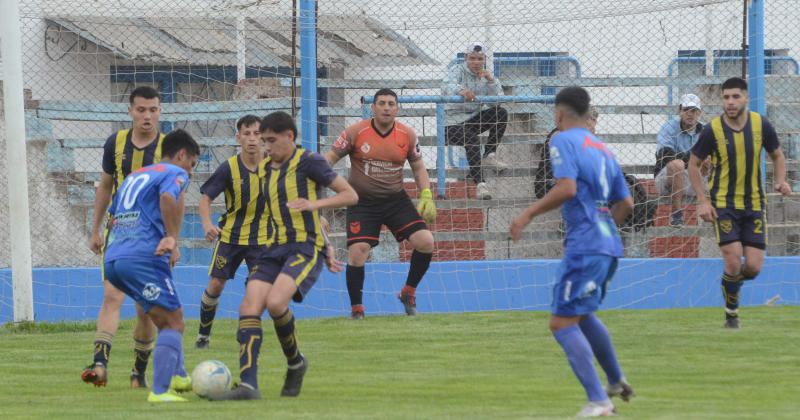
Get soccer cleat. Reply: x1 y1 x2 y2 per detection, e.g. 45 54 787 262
606 380 635 402
398 291 417 316
576 401 616 417
724 317 740 329
350 305 365 320
81 363 107 387
147 390 188 403
476 182 492 200
209 383 262 401
281 357 308 397
170 375 192 393
130 370 148 389
195 335 210 349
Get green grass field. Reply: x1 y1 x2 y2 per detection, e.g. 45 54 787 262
1 307 798 419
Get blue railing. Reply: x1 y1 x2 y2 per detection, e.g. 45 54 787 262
361 95 554 197
492 55 582 79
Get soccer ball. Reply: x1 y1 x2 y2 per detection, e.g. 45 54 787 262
191 360 232 399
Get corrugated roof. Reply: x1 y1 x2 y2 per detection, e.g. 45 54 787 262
44 15 436 68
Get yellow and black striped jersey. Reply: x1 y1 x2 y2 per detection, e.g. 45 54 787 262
102 129 165 196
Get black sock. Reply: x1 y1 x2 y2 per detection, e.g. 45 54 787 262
721 273 743 319
93 331 113 367
272 309 303 367
346 265 365 306
238 316 262 389
132 338 154 376
405 250 432 288
198 290 220 337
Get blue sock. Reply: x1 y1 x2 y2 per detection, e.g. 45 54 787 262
175 344 187 377
579 314 623 385
553 324 606 402
152 329 182 394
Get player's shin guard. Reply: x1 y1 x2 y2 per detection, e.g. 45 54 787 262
237 316 262 389
93 331 114 367
152 330 183 394
578 314 623 385
198 290 220 337
346 265 365 306
721 273 743 319
405 250 432 288
133 338 155 377
272 309 303 367
553 324 607 402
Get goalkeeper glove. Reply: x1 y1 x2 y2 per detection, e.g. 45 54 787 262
417 188 437 224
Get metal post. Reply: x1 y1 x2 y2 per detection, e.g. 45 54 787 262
435 104 446 198
747 0 765 115
236 14 247 82
299 0 318 151
1 0 34 322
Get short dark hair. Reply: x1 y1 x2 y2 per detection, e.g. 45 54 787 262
555 86 591 116
260 111 298 139
722 77 748 92
237 114 262 131
161 129 200 159
129 86 161 104
373 88 398 104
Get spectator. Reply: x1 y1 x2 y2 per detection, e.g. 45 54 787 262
442 41 509 200
654 94 707 226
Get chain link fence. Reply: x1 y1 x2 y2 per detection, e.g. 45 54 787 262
2 0 799 273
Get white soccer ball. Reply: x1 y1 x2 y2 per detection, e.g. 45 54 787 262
191 360 232 399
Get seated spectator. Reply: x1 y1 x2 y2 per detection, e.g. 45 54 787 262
654 94 708 226
442 41 509 200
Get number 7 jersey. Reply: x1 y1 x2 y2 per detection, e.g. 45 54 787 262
550 128 630 257
104 163 190 264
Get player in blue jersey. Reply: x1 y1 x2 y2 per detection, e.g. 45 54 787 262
510 87 635 417
103 129 200 402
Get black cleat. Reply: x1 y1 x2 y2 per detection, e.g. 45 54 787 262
209 383 262 401
195 335 210 349
130 370 148 389
281 357 308 397
724 317 740 329
607 380 635 402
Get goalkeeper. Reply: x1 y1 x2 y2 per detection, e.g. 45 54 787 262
325 88 436 318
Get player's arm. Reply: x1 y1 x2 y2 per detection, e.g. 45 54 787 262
763 118 792 195
288 175 358 211
324 149 342 166
199 194 219 242
198 162 230 242
156 190 184 257
609 166 633 226
89 173 114 254
325 128 354 166
510 177 576 241
408 132 436 223
689 126 717 222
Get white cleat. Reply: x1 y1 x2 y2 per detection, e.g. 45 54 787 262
476 182 492 200
576 400 616 417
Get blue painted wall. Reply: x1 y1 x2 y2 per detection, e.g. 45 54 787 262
1 258 798 322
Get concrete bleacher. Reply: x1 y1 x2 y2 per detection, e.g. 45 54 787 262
15 74 800 267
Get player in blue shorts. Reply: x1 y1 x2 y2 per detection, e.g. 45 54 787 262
103 129 200 402
212 112 358 401
510 87 635 417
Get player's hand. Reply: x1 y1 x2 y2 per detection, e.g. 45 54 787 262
169 246 181 268
774 181 792 196
287 198 319 212
155 236 177 256
459 89 477 102
203 223 221 242
89 231 104 255
324 243 344 273
509 211 532 242
416 188 437 224
697 202 718 223
478 70 494 82
320 216 330 234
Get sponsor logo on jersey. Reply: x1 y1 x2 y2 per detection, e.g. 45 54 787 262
142 283 162 301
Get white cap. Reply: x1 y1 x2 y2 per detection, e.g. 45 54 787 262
680 94 702 110
465 41 486 55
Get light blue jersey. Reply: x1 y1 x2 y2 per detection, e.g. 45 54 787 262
549 128 629 257
104 163 189 264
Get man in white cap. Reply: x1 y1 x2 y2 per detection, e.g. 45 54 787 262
442 41 509 200
654 93 708 226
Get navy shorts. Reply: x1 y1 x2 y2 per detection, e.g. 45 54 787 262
551 254 618 317
714 208 766 249
346 191 428 247
104 258 181 313
209 241 267 280
249 242 324 303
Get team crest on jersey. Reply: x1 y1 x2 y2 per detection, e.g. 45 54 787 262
215 254 228 269
361 143 371 154
349 221 361 234
142 283 162 301
719 219 733 234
